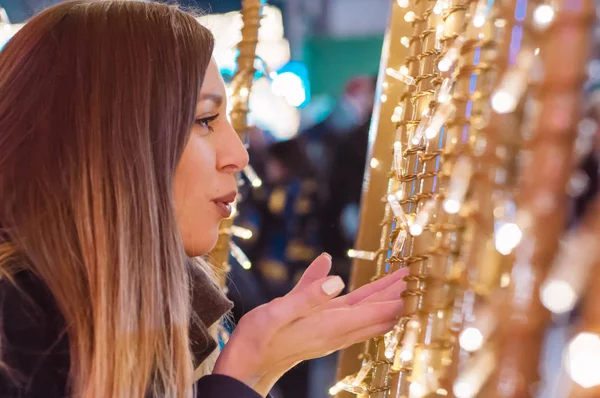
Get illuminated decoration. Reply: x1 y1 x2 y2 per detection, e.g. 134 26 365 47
0 7 22 51
270 61 311 108
334 0 595 397
210 0 266 286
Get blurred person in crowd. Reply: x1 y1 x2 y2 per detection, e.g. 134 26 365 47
228 137 321 398
296 76 376 278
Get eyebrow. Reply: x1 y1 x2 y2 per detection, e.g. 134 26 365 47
199 93 224 107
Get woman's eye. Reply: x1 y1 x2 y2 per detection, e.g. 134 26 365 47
195 114 219 133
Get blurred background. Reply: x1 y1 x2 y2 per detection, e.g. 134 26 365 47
0 1 390 397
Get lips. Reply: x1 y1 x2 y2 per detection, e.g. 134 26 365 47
212 191 237 218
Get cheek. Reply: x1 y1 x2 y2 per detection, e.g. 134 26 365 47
173 137 220 256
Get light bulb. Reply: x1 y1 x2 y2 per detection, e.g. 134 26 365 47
410 199 436 236
426 102 455 139
243 165 263 188
565 332 600 388
392 229 407 256
436 78 453 103
231 225 253 240
401 36 411 48
393 141 405 178
443 157 473 214
387 67 416 86
397 0 409 7
230 242 252 269
438 37 465 72
347 249 376 261
494 222 523 255
435 24 444 50
540 280 577 314
491 90 517 114
453 381 475 398
410 381 427 397
392 104 405 123
453 349 495 398
433 0 444 15
472 0 488 28
413 108 432 145
404 11 416 22
443 198 460 214
353 360 374 386
533 4 555 30
385 325 402 359
541 230 598 314
388 193 410 229
459 327 484 352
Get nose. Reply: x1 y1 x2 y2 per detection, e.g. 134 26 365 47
217 119 250 174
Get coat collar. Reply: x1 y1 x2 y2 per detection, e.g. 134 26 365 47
188 262 233 365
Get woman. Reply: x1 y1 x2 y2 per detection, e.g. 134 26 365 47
0 1 407 397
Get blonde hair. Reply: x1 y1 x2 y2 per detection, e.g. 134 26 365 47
0 1 218 397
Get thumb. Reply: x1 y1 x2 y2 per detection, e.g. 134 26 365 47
272 275 345 324
289 253 333 294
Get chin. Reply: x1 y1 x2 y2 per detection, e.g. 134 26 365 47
183 227 219 258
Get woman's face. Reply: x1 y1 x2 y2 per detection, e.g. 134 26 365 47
173 59 249 257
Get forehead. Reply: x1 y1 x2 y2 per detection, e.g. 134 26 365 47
200 59 226 96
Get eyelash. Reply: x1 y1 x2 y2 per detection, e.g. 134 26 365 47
195 114 219 132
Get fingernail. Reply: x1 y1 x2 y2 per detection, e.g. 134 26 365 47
321 252 332 261
321 276 344 296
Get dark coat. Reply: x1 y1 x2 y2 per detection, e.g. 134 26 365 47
0 268 264 398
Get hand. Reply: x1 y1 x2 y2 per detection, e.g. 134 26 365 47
213 253 408 396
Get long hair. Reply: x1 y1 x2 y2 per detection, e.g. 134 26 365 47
0 1 215 396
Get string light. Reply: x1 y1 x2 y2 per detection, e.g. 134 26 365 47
433 0 444 15
229 241 251 269
385 323 404 359
353 359 374 386
564 332 600 388
438 36 465 72
425 102 455 139
243 164 263 188
436 78 454 103
401 36 411 48
443 157 473 214
329 376 366 395
404 11 416 23
472 0 489 28
459 309 497 352
347 249 377 261
388 193 411 229
491 50 535 114
393 141 406 178
540 231 598 314
387 67 416 86
435 24 445 50
413 109 432 145
370 158 381 169
410 199 437 236
392 317 421 370
392 104 406 123
452 349 495 398
231 225 253 240
392 228 408 256
396 0 409 8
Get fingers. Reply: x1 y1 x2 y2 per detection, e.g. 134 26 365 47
339 268 408 306
269 275 345 324
327 300 403 336
289 253 333 294
336 320 398 350
359 278 406 305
